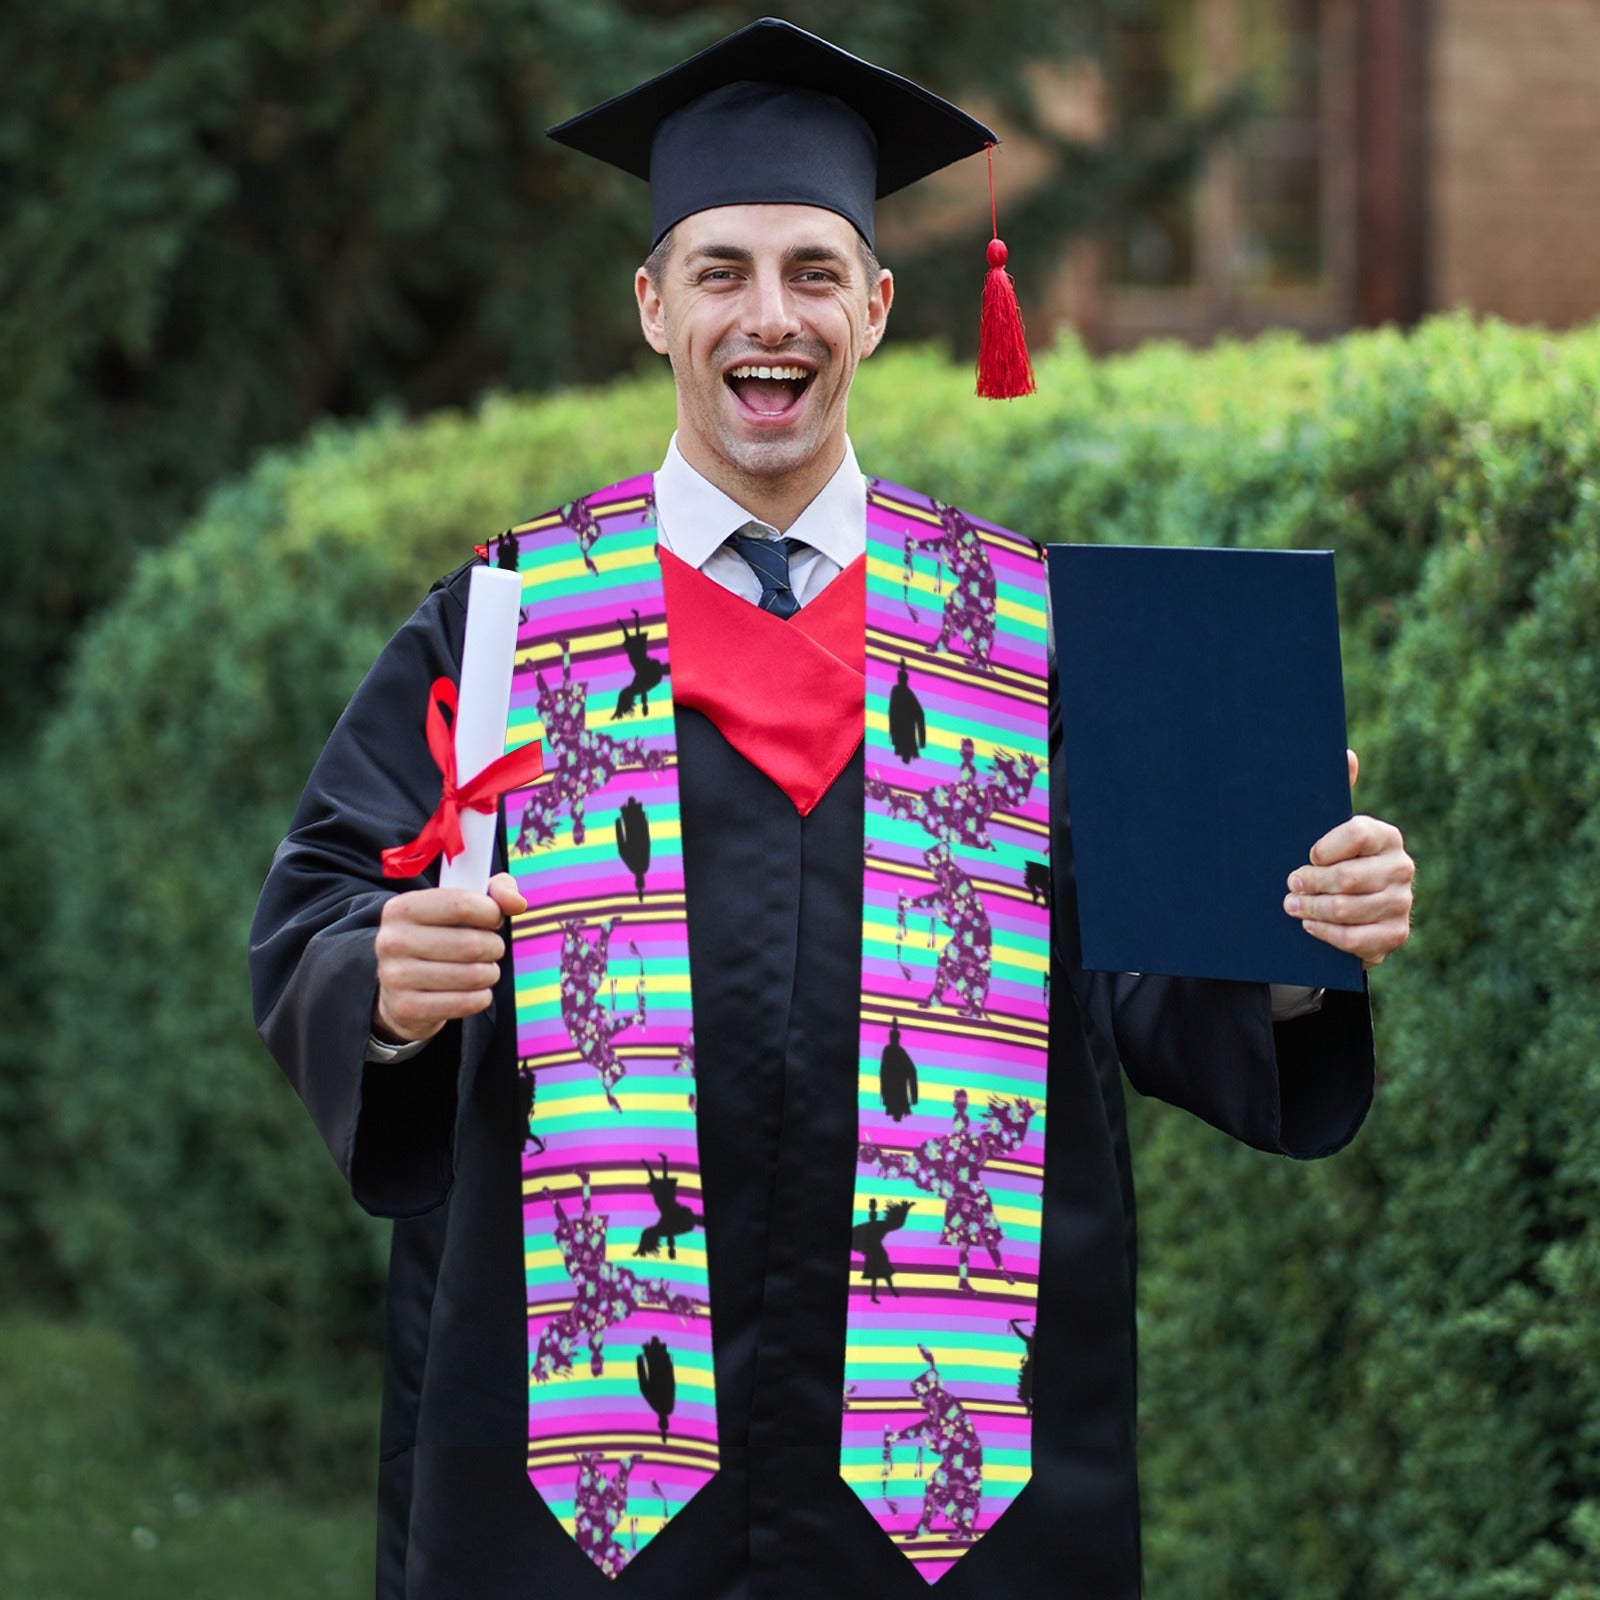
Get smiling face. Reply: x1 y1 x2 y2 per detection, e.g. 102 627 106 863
636 204 892 527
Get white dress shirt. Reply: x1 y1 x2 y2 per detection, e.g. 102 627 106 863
653 432 864 603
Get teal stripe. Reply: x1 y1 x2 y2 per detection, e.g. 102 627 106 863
526 1262 709 1292
503 796 682 834
528 1062 696 1099
533 1498 699 1522
865 573 1047 641
843 1446 1029 1468
860 812 1044 868
846 1211 1041 1243
843 1328 1034 1351
507 701 677 738
870 928 1043 985
523 1336 716 1377
844 1360 1030 1388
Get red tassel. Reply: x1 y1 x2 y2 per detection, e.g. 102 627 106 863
976 145 1035 400
977 239 1036 399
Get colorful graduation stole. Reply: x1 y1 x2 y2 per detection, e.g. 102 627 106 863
497 474 1050 1584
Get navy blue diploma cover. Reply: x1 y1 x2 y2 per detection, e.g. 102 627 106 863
1049 544 1364 993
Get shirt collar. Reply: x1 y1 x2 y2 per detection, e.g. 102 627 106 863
654 434 866 570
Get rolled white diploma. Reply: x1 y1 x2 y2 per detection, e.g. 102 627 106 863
439 564 523 892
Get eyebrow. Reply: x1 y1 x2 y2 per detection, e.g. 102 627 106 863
684 242 855 272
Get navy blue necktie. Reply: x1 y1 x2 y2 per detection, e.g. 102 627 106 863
727 527 808 620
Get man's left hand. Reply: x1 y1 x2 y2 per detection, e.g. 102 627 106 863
1284 750 1415 969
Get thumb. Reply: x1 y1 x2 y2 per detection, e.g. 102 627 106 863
1347 748 1360 791
487 871 528 917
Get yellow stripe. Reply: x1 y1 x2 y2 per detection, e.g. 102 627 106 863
863 712 1044 768
863 857 1045 909
528 1436 717 1466
865 631 1047 707
839 1269 1036 1295
516 1043 691 1072
524 1168 702 1199
865 557 1047 633
517 972 693 1010
862 922 1048 979
555 1515 670 1537
844 1347 1028 1373
867 492 1040 558
515 539 658 589
520 1089 700 1120
845 1398 1030 1417
858 1004 1048 1049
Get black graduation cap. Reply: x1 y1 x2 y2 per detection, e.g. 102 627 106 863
546 16 998 249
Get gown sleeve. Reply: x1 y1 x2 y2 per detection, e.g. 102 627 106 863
249 562 500 1216
1047 670 1375 1161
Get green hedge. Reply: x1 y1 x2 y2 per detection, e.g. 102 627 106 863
34 318 1600 1600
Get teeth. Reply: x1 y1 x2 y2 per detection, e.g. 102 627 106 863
728 365 809 381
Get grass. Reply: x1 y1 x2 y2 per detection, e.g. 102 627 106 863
0 1315 372 1599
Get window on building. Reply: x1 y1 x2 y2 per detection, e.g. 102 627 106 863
1100 0 1355 344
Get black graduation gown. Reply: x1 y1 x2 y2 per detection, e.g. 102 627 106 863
250 561 1374 1600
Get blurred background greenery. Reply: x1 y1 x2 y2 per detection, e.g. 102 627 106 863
5 2 1600 1596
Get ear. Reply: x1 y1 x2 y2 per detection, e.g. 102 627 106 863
861 267 894 358
636 266 670 356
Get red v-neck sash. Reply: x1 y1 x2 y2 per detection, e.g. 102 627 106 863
661 546 865 815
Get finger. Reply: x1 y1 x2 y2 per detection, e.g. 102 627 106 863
382 887 509 930
1347 748 1359 790
1307 814 1405 869
375 923 506 965
1288 849 1415 899
1302 915 1410 967
380 956 505 994
488 872 529 916
1285 882 1413 926
375 984 494 1042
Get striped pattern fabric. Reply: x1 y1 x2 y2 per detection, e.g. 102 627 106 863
846 481 1051 1583
494 472 1049 1583
499 478 713 1578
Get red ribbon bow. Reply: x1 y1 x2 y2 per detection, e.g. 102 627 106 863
381 677 544 879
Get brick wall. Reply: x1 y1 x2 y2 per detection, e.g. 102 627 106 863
1431 0 1600 327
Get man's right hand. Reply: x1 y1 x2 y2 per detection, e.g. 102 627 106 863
372 872 529 1045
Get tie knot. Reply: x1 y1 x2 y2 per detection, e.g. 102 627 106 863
726 526 808 619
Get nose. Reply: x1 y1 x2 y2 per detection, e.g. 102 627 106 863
744 267 801 347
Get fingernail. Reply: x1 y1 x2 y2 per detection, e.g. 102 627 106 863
1284 895 1301 916
1289 874 1304 893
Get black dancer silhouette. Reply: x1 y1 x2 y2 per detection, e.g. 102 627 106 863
878 1019 918 1122
634 1152 701 1260
888 659 927 765
612 610 669 720
636 1335 676 1442
1009 1318 1034 1414
493 529 520 571
852 1198 914 1303
616 797 651 901
1023 859 1052 908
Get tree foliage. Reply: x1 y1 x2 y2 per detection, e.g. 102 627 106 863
1 0 1175 744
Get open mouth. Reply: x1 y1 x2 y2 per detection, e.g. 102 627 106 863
725 363 813 418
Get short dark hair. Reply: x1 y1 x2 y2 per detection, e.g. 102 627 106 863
642 225 883 291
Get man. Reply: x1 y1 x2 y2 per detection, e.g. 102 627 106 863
250 20 1413 1600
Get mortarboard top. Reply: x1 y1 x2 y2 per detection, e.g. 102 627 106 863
546 17 998 248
